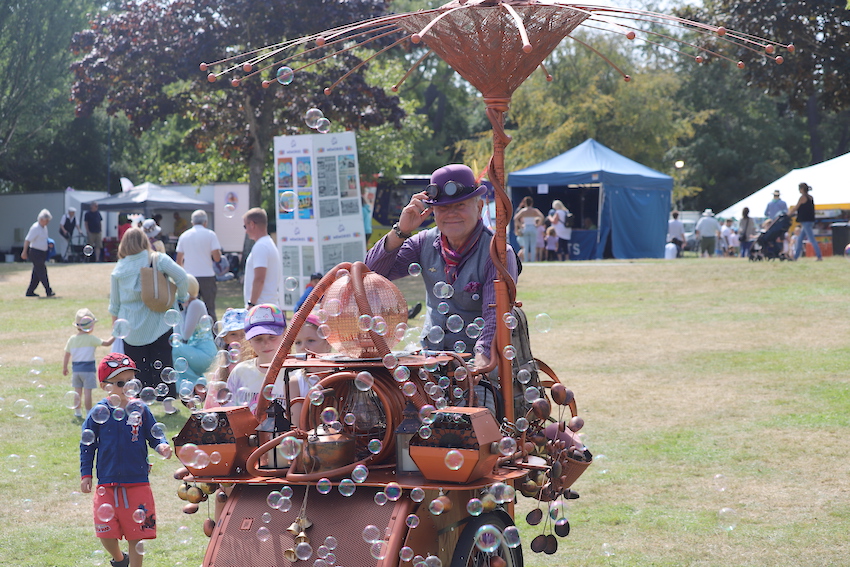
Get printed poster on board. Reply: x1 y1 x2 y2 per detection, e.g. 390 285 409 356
273 131 367 309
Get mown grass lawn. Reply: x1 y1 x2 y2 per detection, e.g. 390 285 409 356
0 254 848 567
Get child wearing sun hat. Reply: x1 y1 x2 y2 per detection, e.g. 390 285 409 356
63 308 115 418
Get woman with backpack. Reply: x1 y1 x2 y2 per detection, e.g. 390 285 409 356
547 200 574 261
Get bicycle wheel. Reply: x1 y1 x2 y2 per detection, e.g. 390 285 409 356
450 512 523 567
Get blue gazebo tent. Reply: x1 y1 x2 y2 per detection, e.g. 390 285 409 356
508 139 673 259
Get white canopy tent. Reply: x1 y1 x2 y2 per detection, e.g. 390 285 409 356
717 152 850 219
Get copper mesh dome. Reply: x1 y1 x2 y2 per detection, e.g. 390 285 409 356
321 272 407 358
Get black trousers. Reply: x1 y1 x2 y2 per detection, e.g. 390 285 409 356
124 330 175 399
26 248 51 294
197 276 218 321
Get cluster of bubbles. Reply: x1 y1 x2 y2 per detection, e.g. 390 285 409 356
305 108 331 134
177 442 223 470
712 473 738 532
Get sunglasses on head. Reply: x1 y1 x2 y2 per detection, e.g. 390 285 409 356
425 180 479 202
106 380 127 388
106 357 131 368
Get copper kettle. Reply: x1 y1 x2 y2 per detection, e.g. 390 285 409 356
300 425 355 473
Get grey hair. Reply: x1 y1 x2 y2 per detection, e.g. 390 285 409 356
38 209 52 221
191 209 207 225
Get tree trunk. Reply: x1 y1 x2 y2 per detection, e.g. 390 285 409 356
243 95 270 209
806 94 823 165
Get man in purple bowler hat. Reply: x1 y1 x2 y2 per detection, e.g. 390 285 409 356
366 164 518 376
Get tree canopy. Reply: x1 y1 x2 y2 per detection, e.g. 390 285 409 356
70 0 406 207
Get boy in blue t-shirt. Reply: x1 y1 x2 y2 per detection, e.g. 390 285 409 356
80 353 172 567
63 308 114 417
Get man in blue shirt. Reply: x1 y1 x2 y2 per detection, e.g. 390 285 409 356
764 190 788 220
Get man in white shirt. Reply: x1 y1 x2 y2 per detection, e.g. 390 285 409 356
667 210 686 257
176 209 222 320
694 208 721 257
242 207 281 308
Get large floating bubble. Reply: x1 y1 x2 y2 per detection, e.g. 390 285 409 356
112 319 131 339
408 263 422 277
276 66 294 85
535 313 552 333
338 478 356 496
305 108 324 128
474 524 503 553
279 190 297 213
164 308 181 327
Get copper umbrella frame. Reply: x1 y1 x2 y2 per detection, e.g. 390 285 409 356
205 0 790 421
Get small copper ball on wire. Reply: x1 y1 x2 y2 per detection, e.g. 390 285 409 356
626 31 636 40
765 45 775 55
716 26 727 37
242 63 252 73
207 73 217 83
199 62 208 72
695 55 704 64
786 43 795 53
323 87 332 96
624 75 631 82
262 80 271 89
737 61 745 69
775 56 784 65
316 37 326 47
230 79 240 87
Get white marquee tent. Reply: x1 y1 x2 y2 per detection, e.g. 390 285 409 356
717 151 850 219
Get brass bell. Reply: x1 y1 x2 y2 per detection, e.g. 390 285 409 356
286 521 302 535
283 548 297 562
299 516 313 530
295 531 310 545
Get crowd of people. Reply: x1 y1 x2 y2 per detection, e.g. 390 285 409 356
512 196 584 262
667 183 825 260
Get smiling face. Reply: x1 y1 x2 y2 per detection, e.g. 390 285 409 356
432 196 484 248
248 332 285 365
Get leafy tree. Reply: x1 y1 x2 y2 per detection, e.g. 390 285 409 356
679 0 850 163
0 0 94 191
671 58 809 212
70 0 406 207
457 34 703 176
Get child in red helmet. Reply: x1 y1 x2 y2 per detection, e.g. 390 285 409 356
80 353 173 567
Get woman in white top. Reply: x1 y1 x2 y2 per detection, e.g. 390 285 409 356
22 209 54 297
547 200 574 261
513 196 545 262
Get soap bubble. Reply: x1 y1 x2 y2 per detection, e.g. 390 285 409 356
324 536 338 550
83 244 94 257
63 390 80 410
382 353 398 369
713 473 727 492
503 313 518 330
344 412 356 425
164 308 181 327
410 487 425 502
497 437 517 456
385 482 402 501
324 298 341 316
400 546 415 561
132 508 146 524
515 417 529 432
503 526 521 548
279 190 297 213
198 315 214 333
97 503 115 522
308 388 325 406
474 524 502 553
428 498 445 515
427 326 445 344
168 332 182 348
201 413 219 432
284 276 299 292
316 118 331 134
139 387 157 405
91 404 111 424
112 319 131 339
112 407 126 421
465 324 482 339
295 542 313 560
276 66 294 85
368 439 383 454
516 368 531 384
453 340 466 353
446 314 464 333
316 478 332 494
354 371 374 391
467 498 483 516
256 526 271 542
406 513 420 528
523 386 541 403
503 345 517 360
278 437 302 460
419 404 436 424
317 324 331 340
362 524 381 543
321 407 339 425
408 263 422 276
6 454 21 473
718 507 738 531
305 108 324 128
393 365 410 382
338 478 356 496
444 450 464 470
151 422 167 439
223 203 236 218
419 425 433 440
535 313 552 333
352 464 369 483
374 491 388 506
402 381 417 397
81 428 96 445
373 317 388 336
370 541 388 560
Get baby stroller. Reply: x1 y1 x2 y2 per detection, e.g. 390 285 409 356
750 213 791 261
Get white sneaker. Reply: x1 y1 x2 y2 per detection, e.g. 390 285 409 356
74 409 82 418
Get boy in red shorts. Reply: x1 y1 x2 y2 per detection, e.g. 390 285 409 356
80 353 173 567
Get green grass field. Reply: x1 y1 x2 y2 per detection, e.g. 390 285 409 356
0 255 847 567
